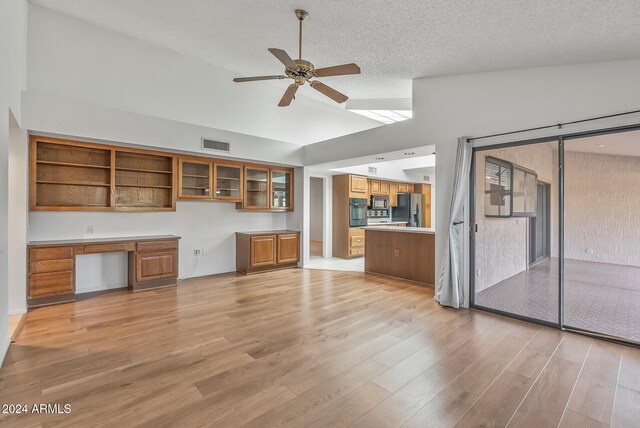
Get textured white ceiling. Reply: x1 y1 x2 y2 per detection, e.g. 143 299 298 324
30 0 640 100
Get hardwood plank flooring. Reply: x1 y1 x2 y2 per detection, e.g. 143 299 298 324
1 268 639 427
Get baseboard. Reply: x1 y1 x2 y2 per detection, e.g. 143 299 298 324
1 337 10 367
9 307 27 316
76 282 128 294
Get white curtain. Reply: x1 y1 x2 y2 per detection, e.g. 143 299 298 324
436 137 473 308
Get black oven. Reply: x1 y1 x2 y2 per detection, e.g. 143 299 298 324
349 198 368 227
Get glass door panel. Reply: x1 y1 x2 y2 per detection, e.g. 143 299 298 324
472 141 560 325
244 167 269 209
271 170 292 210
179 159 212 199
215 163 242 201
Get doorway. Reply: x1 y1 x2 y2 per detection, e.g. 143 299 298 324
309 177 324 257
529 181 550 266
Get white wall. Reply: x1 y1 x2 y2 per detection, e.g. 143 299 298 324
0 0 28 363
27 5 379 146
309 177 323 242
8 113 27 313
565 151 640 266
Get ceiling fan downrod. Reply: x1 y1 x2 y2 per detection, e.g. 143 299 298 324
295 9 308 60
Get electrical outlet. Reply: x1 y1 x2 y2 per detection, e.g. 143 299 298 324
193 249 202 256
87 226 94 234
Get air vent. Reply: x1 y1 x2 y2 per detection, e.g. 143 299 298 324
202 138 230 152
368 166 378 174
423 175 430 182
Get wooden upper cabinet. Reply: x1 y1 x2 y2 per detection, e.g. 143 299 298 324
350 175 367 195
389 181 398 207
370 179 381 195
270 169 293 211
398 183 407 193
244 166 270 210
178 158 212 200
215 162 243 202
114 151 175 210
380 181 390 195
405 183 414 193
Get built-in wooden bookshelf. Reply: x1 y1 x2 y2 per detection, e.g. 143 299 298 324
29 136 294 212
30 136 176 211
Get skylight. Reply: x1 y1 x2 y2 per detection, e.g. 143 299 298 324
349 110 413 124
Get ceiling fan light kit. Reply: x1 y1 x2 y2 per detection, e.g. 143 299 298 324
233 9 361 107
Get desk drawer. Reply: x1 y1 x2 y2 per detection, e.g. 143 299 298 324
349 247 365 257
83 243 129 254
136 240 178 253
30 246 74 261
29 271 74 298
30 258 74 274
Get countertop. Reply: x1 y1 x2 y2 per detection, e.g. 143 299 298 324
362 226 435 234
366 221 409 226
28 234 181 247
235 230 301 236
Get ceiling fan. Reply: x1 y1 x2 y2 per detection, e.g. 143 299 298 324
233 9 361 107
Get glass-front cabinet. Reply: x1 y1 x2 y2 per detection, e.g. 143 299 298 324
215 162 243 202
270 169 293 211
244 166 270 210
179 159 212 199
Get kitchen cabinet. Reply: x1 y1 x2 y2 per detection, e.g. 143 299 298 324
405 183 414 193
389 181 398 207
380 180 390 195
236 231 300 274
370 179 381 195
349 174 367 196
398 183 407 193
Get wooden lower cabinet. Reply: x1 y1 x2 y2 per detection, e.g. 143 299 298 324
236 230 300 274
28 236 180 307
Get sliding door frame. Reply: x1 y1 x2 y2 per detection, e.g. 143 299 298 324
469 122 640 347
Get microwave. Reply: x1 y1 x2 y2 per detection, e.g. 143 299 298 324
370 195 389 209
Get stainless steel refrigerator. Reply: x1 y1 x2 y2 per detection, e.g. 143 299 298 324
392 193 422 227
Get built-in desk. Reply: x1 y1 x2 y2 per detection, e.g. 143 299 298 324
27 235 180 308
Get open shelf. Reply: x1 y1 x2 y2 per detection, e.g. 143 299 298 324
36 160 111 169
36 180 110 188
116 184 172 189
115 167 172 174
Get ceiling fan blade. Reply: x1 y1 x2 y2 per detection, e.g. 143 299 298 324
310 81 348 104
268 48 297 69
314 63 361 77
278 84 299 107
233 75 287 82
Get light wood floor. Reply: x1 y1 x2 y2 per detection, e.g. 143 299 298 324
1 269 639 427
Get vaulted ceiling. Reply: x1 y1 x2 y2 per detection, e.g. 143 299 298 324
30 0 640 101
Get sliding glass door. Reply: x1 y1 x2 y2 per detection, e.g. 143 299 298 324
471 127 640 345
471 139 561 326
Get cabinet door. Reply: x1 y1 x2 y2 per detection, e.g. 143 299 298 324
244 167 270 210
405 183 414 193
398 183 407 193
389 181 398 207
350 175 367 194
380 181 390 195
135 251 178 282
277 234 300 264
179 158 212 199
215 162 243 202
370 179 381 194
250 235 277 267
271 169 293 211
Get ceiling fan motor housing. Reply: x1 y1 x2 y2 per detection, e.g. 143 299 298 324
286 59 315 84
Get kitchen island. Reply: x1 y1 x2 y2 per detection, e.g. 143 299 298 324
362 226 435 285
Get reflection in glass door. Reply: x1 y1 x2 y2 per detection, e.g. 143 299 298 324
472 140 561 326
